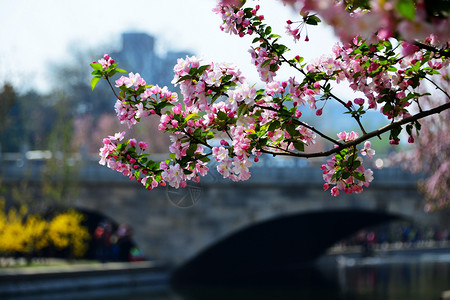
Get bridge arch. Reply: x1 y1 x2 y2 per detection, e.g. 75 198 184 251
171 209 401 285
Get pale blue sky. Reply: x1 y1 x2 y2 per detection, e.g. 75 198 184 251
0 0 338 93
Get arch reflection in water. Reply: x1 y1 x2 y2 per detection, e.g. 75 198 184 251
171 209 400 286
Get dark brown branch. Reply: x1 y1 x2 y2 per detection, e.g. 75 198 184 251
254 104 343 146
413 41 450 58
261 101 450 158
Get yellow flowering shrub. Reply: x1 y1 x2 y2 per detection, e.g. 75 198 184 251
0 202 90 258
0 202 29 254
48 210 90 257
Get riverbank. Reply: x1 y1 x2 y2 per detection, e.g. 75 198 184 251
0 260 171 300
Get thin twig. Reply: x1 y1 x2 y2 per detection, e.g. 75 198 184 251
105 77 120 99
258 32 368 134
424 77 450 99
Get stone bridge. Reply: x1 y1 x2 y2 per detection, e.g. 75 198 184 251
1 153 443 267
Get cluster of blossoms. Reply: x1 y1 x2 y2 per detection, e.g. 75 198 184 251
91 1 449 199
97 54 115 70
249 46 280 83
213 2 262 37
113 73 178 129
300 30 449 143
281 0 450 43
322 131 375 196
171 55 245 111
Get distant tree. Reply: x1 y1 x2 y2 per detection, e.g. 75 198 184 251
0 83 21 152
393 75 449 211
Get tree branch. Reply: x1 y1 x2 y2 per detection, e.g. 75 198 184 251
260 101 450 158
413 41 450 58
254 104 343 146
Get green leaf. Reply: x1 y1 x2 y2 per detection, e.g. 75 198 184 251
197 65 210 74
200 156 211 163
186 144 198 157
260 59 272 68
90 76 101 91
293 141 305 152
305 15 321 25
396 0 416 21
237 103 249 118
90 62 103 71
183 169 193 175
116 68 127 73
268 120 280 133
354 172 366 182
176 74 192 83
217 111 228 121
185 113 200 121
252 37 262 43
342 171 351 180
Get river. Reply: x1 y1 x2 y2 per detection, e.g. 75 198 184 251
104 250 450 300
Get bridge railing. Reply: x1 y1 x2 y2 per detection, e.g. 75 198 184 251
0 151 422 188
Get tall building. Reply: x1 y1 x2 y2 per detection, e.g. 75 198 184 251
110 32 192 88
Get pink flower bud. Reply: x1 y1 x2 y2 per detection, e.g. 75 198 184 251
408 136 415 143
316 108 323 116
354 98 365 105
129 139 137 147
138 141 148 150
